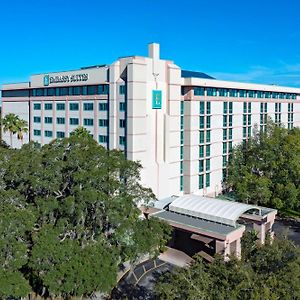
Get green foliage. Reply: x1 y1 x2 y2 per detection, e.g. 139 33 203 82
1 113 28 146
156 238 300 300
0 130 171 298
225 122 300 211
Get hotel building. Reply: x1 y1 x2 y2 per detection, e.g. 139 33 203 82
1 43 300 199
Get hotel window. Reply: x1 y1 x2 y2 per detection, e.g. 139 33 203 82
99 119 108 127
56 131 65 138
219 88 228 97
199 131 205 144
206 145 211 157
248 90 255 98
248 126 252 137
70 103 79 111
243 115 247 126
229 128 233 140
206 88 217 96
180 161 183 174
206 130 211 143
223 115 227 127
87 85 97 95
199 116 205 129
180 176 184 191
180 116 184 130
119 102 126 111
228 115 233 126
206 173 210 187
56 117 65 124
229 89 238 97
228 141 233 152
74 86 81 95
292 94 297 100
45 117 52 124
199 160 204 173
180 146 184 159
222 156 227 167
34 129 41 136
243 127 247 138
181 101 184 114
99 135 108 143
70 118 79 125
199 175 204 189
119 119 126 128
194 87 204 96
45 130 53 138
84 118 94 126
45 103 53 110
200 102 205 115
36 89 44 97
206 102 211 114
257 91 264 98
272 92 278 99
279 93 284 99
33 116 41 123
199 146 204 158
119 136 126 146
286 93 291 99
239 90 246 98
33 103 41 110
248 115 251 126
223 142 227 154
98 85 109 95
83 103 94 111
60 87 69 96
180 131 184 144
206 159 210 171
223 102 228 114
206 116 211 129
119 85 126 95
265 92 271 99
82 86 87 95
99 102 108 111
248 102 252 113
243 102 247 114
223 129 227 140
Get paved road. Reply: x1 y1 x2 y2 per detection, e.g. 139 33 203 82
273 218 300 245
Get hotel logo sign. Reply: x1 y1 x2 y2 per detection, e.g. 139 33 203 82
152 90 162 109
43 73 89 86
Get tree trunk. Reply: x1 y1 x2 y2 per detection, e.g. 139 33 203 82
10 132 12 147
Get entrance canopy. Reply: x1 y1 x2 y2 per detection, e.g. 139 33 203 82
166 195 262 227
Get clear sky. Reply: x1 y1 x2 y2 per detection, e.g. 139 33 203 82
1 0 300 87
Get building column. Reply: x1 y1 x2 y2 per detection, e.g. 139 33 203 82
253 223 266 244
216 240 230 260
235 238 241 259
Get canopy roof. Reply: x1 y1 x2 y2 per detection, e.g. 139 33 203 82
168 195 261 227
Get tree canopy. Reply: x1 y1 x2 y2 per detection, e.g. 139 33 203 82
156 235 300 300
0 128 171 298
224 122 300 211
1 113 28 146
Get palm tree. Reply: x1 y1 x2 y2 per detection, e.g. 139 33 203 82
1 113 20 147
16 119 29 145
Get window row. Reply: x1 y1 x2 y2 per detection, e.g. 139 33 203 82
193 87 297 100
30 85 109 97
33 101 125 112
34 117 119 127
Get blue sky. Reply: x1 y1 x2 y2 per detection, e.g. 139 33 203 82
1 0 300 87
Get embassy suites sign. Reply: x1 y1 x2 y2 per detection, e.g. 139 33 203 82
43 73 89 86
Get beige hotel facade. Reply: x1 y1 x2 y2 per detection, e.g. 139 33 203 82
1 43 300 199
